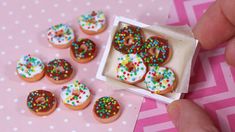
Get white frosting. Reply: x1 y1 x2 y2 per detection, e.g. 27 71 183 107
61 81 90 106
47 24 75 45
117 54 147 83
145 66 176 92
16 55 45 78
78 10 106 32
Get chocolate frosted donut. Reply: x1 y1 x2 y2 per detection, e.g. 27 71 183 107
93 96 121 123
140 36 171 66
46 59 74 84
113 26 144 54
70 39 96 63
27 90 57 116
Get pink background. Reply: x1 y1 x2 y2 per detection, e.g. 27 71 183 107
0 0 172 132
136 0 235 132
1 0 234 132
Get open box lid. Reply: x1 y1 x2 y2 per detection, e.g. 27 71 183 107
96 16 198 104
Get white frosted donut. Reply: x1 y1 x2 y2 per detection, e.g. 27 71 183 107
117 54 147 83
61 80 91 107
47 24 75 45
16 55 45 78
144 66 176 94
78 10 106 32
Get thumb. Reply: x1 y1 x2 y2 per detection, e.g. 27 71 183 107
167 99 219 132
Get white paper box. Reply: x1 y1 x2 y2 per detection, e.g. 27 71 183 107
96 16 198 104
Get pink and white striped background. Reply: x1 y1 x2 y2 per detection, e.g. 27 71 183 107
135 0 235 132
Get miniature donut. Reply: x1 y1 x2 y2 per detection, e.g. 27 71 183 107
113 26 144 54
70 39 96 63
16 54 45 82
78 10 106 35
46 59 74 84
93 96 121 123
140 36 171 66
47 23 75 49
117 54 147 84
61 80 91 110
27 90 57 116
144 66 177 95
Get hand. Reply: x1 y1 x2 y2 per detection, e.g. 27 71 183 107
167 0 235 131
193 0 235 66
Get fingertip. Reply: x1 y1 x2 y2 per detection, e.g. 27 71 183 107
193 26 214 50
225 37 235 67
167 100 180 126
193 1 235 50
167 100 180 113
167 99 219 132
192 13 220 49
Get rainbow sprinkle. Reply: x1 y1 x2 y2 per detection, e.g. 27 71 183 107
117 54 146 83
47 24 75 45
61 80 90 106
16 54 44 78
78 11 106 32
140 36 170 66
144 66 176 93
94 96 120 119
113 26 144 54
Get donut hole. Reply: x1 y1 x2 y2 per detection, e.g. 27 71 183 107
55 66 65 73
153 75 164 82
126 62 136 72
87 18 96 24
148 47 160 58
26 63 32 69
78 44 88 53
124 36 134 46
55 30 64 37
106 105 112 110
25 63 32 73
36 97 46 104
72 89 80 96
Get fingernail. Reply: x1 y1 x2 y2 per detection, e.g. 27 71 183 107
167 101 180 127
225 37 235 67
